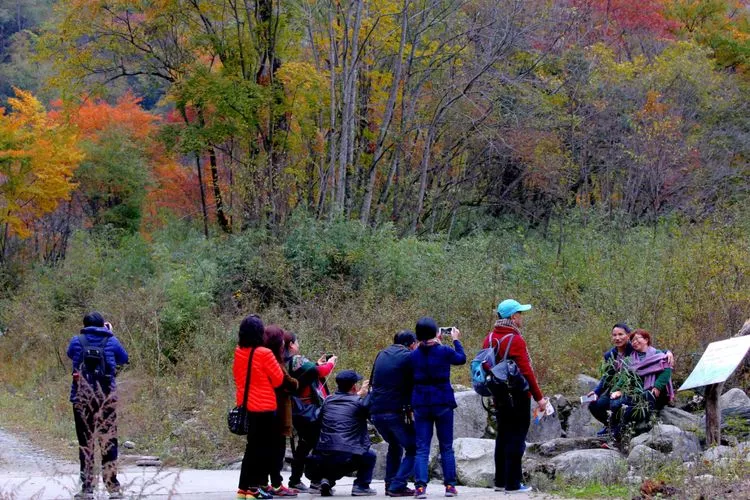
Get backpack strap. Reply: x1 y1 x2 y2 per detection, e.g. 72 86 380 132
489 333 514 361
501 334 514 361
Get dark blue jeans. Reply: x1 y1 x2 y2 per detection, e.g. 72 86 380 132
589 392 611 426
414 406 456 487
493 392 530 491
306 450 377 488
371 412 416 492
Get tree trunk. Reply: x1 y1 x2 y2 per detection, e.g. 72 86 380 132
193 152 210 239
411 128 434 234
207 146 231 233
360 0 409 224
335 0 364 215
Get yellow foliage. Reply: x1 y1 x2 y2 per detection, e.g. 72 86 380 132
0 89 84 239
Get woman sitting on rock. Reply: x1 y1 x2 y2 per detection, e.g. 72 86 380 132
608 329 674 442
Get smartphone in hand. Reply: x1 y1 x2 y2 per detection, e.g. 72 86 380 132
580 394 597 403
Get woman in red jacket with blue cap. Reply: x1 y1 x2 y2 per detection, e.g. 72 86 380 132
482 299 547 495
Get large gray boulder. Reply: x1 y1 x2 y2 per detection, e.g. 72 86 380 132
575 374 600 394
371 441 388 480
452 438 495 487
701 445 734 463
720 388 750 410
700 405 750 440
548 449 627 482
453 391 490 439
528 437 606 458
658 407 701 433
566 405 601 437
627 444 666 469
629 424 701 461
526 400 563 443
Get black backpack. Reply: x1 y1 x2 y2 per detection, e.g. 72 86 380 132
77 335 111 392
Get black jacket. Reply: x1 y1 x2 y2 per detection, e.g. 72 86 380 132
368 344 414 415
316 391 370 455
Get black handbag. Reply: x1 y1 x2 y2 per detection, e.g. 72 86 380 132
489 335 529 393
228 347 256 435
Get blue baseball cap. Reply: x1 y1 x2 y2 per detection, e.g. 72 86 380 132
497 299 532 319
335 369 363 390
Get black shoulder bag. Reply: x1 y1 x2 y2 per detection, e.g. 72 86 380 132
228 347 256 435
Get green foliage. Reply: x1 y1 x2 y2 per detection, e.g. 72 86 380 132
75 128 153 232
1 211 749 467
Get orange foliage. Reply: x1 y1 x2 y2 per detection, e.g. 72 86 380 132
50 93 159 140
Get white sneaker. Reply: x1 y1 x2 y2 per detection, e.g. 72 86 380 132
506 484 532 494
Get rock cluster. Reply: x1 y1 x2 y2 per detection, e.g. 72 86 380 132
368 379 750 487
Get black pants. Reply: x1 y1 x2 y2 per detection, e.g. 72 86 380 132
589 392 611 425
270 435 288 488
305 450 377 488
493 392 531 491
73 400 119 491
238 411 276 490
289 417 320 484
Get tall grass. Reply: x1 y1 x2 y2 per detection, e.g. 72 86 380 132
0 211 748 466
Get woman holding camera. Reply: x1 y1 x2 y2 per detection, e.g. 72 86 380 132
410 317 466 499
284 333 337 492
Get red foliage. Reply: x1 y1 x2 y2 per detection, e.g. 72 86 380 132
565 0 678 46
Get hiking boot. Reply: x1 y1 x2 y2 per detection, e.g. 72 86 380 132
493 485 505 491
445 485 458 497
386 488 415 497
320 479 333 497
351 485 377 496
289 481 309 492
271 485 298 497
74 490 95 500
414 486 427 499
506 484 533 494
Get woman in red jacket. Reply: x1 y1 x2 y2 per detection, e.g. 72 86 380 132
482 299 548 495
234 314 284 500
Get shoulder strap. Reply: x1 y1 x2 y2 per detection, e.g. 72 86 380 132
488 333 514 360
500 334 514 361
241 348 256 409
78 334 89 351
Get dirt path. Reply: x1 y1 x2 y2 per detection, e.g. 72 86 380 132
0 425 77 476
0 427 555 499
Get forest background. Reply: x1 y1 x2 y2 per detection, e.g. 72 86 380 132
0 0 749 469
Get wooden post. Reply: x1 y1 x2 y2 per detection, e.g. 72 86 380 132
704 382 723 446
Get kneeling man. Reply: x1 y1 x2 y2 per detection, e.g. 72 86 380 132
307 370 376 497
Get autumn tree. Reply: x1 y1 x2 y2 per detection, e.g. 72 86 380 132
0 88 83 260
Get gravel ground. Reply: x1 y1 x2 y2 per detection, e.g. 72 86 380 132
0 426 77 476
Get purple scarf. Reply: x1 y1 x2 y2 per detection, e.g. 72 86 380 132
628 347 674 401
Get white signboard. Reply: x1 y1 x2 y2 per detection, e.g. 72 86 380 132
678 336 750 391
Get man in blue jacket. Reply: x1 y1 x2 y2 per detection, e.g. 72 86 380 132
307 370 377 497
369 331 417 497
67 312 129 500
